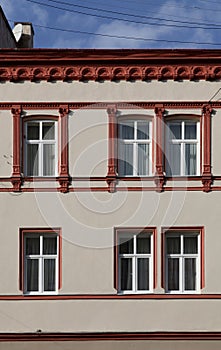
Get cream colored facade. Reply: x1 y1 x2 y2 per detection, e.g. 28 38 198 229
1 42 221 347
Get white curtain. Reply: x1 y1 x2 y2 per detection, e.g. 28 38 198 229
27 144 39 176
185 144 196 175
137 258 149 290
27 259 39 292
138 144 149 175
44 259 56 291
120 258 132 290
43 144 55 176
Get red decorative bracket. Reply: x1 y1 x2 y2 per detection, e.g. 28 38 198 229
58 105 70 193
154 104 165 192
106 105 117 193
202 104 213 192
11 105 22 192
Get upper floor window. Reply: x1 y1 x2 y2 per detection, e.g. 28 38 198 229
24 120 58 176
23 230 60 294
118 119 152 176
166 120 200 176
116 229 155 294
165 232 201 293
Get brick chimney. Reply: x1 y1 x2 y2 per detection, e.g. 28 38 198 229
13 22 34 48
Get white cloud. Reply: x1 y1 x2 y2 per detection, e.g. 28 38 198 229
31 4 48 25
87 0 215 49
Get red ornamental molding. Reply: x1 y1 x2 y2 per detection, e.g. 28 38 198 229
58 105 70 193
202 104 213 192
154 105 165 192
106 105 117 193
1 64 221 82
2 49 221 82
11 105 22 192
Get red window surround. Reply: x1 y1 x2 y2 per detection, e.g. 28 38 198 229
106 105 117 193
161 226 205 291
11 104 70 193
114 227 157 292
19 227 62 293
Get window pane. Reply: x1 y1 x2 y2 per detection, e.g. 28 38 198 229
185 144 196 175
185 258 196 290
138 258 149 290
166 237 180 254
138 144 149 176
43 236 57 255
43 144 55 176
119 237 133 254
119 143 133 176
27 259 39 292
137 233 151 254
26 237 40 255
43 122 55 140
120 122 134 139
120 258 132 290
167 143 181 176
27 144 39 176
167 258 179 291
137 121 149 139
27 122 39 140
169 123 181 140
184 236 198 254
185 123 197 139
44 259 56 291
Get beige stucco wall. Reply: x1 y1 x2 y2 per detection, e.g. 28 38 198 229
0 80 221 102
0 78 221 333
0 190 220 296
1 80 221 177
1 341 221 350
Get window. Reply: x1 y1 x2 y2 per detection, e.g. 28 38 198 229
166 120 200 176
116 229 156 293
24 120 58 176
165 231 201 293
118 120 152 176
22 230 60 294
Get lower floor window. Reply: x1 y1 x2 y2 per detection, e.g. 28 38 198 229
165 231 201 293
23 230 60 294
117 229 155 293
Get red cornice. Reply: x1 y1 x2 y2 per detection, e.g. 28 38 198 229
1 331 221 341
0 101 220 110
1 49 221 81
1 293 221 300
1 331 221 342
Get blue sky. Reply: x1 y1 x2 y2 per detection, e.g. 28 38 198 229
2 0 221 49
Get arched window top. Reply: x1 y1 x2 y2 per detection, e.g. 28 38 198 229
164 113 201 122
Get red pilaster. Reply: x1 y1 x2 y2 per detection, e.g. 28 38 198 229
202 104 212 192
154 104 165 192
58 105 70 193
11 105 22 192
106 105 117 193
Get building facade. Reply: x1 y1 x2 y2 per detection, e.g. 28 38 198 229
1 21 221 348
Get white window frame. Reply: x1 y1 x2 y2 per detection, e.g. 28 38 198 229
118 232 153 294
165 232 200 294
166 120 200 176
24 233 59 295
24 120 58 177
118 119 152 176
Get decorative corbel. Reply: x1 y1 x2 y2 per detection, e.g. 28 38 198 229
58 105 70 193
202 104 213 192
106 105 117 193
154 104 165 192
